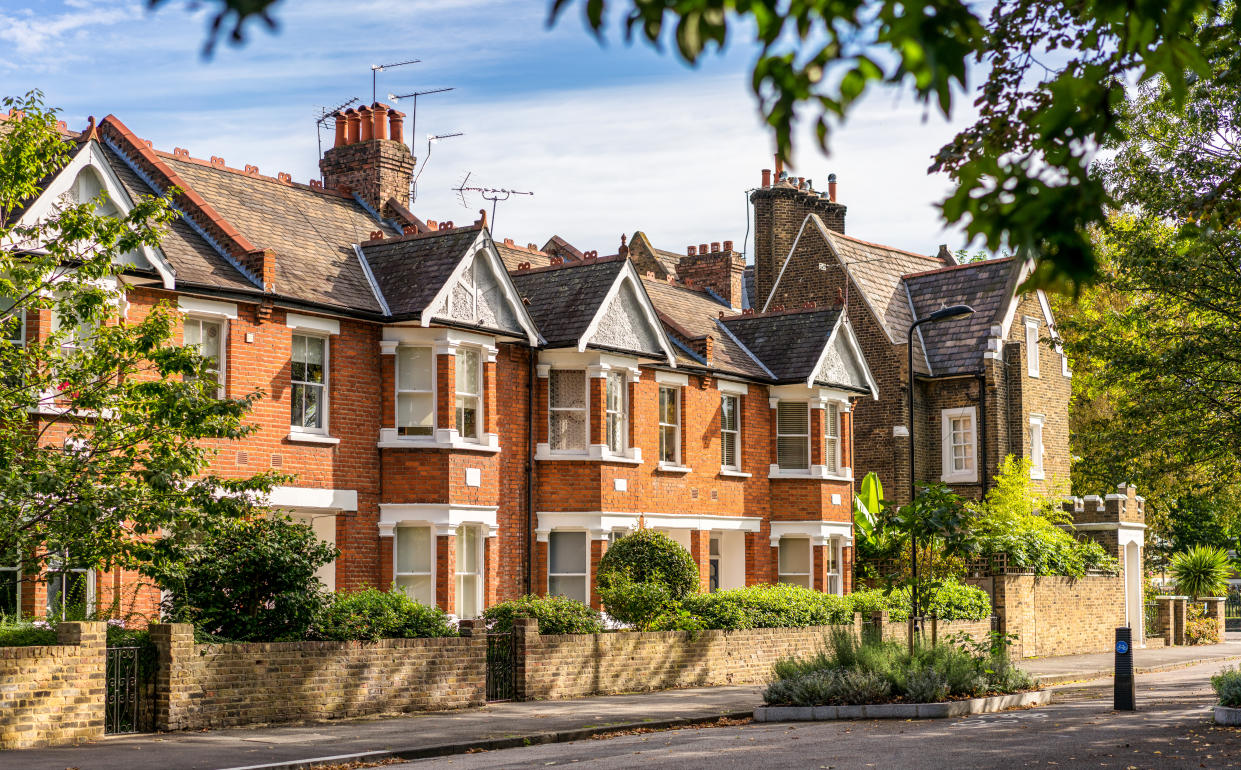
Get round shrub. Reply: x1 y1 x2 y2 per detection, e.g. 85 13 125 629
312 588 456 641
596 529 698 599
482 594 604 635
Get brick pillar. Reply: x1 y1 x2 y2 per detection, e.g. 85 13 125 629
627 376 638 449
1172 596 1188 645
812 543 826 592
810 406 824 467
54 621 106 740
436 351 456 433
512 616 539 701
536 373 550 445
688 530 711 592
1204 597 1226 641
841 545 854 594
149 623 194 732
589 538 608 610
1155 596 1175 645
379 347 396 429
769 544 781 584
437 533 457 613
840 408 853 472
455 618 489 706
534 539 548 596
868 610 888 642
484 533 500 609
588 374 605 446
483 357 499 436
378 533 394 588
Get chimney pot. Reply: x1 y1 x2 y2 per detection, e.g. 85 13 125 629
358 106 373 141
723 240 733 252
699 243 708 255
710 241 720 253
527 243 537 251
333 112 347 147
344 109 360 144
761 168 771 187
688 246 697 256
388 108 405 144
828 173 838 203
371 102 389 141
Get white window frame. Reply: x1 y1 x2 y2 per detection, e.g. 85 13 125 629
940 406 979 484
1030 413 1046 480
605 370 628 453
548 369 589 453
777 536 812 588
183 316 226 395
720 394 741 471
1025 318 1040 378
454 346 483 442
708 534 721 593
825 402 841 474
455 524 483 618
290 333 330 436
45 556 94 619
396 345 436 437
547 529 590 604
393 525 435 606
776 401 811 471
1 300 25 348
658 385 681 465
824 538 841 595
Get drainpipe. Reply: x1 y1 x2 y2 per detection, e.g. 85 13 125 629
977 372 988 499
525 346 536 595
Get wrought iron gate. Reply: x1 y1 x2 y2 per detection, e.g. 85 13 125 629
486 632 516 701
105 646 141 734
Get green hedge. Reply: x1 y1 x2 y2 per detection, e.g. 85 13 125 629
482 594 605 635
311 588 457 641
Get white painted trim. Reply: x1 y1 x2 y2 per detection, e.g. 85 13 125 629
656 462 692 474
654 370 690 387
806 315 880 400
379 503 500 537
269 486 358 511
418 230 542 344
719 468 753 478
769 520 854 547
535 511 641 541
579 260 677 366
1029 413 1045 480
1025 318 1041 378
286 312 341 336
941 406 979 484
769 464 849 480
286 431 340 445
178 296 238 319
643 512 762 533
716 378 750 396
377 427 501 452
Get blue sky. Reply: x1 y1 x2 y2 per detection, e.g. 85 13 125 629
1 0 978 259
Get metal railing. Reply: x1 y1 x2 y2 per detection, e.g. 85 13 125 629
105 646 141 734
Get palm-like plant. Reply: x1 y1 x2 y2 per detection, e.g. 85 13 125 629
1169 545 1233 599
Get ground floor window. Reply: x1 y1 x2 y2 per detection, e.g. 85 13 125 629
548 531 588 603
0 553 18 617
825 539 840 595
709 535 721 593
456 525 482 618
777 537 812 588
46 558 92 619
395 526 434 606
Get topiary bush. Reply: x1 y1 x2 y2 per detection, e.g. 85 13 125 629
482 594 604 635
311 587 457 641
596 529 698 628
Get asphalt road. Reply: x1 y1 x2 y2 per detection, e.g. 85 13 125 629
397 661 1241 769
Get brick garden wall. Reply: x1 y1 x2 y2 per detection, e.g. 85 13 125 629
967 574 1127 658
0 622 105 750
151 623 485 730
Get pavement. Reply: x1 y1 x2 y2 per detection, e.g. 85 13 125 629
4 635 1241 770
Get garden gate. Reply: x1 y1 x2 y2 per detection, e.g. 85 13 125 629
486 631 516 701
105 646 142 734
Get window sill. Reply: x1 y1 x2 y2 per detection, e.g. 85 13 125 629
940 474 980 485
718 468 752 478
769 464 849 480
286 431 340 445
656 463 692 474
378 428 501 453
1030 471 1046 481
533 444 642 464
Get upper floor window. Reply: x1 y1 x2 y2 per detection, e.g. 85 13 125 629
825 402 841 474
777 537 811 588
396 346 434 437
1030 414 1045 480
941 406 978 483
776 401 810 470
455 347 481 440
721 394 740 470
1025 319 1040 378
394 525 434 605
184 317 224 392
291 334 327 433
549 369 587 451
0 298 24 348
658 386 680 464
605 371 627 452
0 549 18 617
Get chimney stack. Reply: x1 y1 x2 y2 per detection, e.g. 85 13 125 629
749 170 846 310
320 101 417 219
676 240 746 309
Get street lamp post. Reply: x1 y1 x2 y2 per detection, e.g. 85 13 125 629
907 304 975 634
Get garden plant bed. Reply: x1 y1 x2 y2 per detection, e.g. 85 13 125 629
754 689 1051 721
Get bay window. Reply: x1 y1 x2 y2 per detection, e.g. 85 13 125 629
825 539 840 594
548 530 588 603
549 369 587 451
455 347 481 441
605 371 627 453
291 334 327 432
658 386 680 464
394 526 434 605
776 401 810 470
777 537 811 588
721 394 740 470
396 346 434 436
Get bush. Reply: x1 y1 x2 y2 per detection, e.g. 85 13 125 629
312 588 456 641
596 529 699 628
1185 602 1221 646
0 617 57 647
157 515 337 642
597 571 678 630
483 594 604 635
883 580 992 622
676 583 853 630
1170 545 1232 600
1213 666 1241 707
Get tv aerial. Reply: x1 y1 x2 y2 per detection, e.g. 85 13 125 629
411 132 464 204
454 172 534 230
388 87 455 157
371 58 420 102
314 96 359 162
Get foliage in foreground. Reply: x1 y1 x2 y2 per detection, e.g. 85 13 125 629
311 588 457 641
482 594 605 635
1212 666 1241 708
1170 545 1232 601
764 628 1036 706
595 529 699 629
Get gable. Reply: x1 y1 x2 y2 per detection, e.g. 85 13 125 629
586 279 664 356
811 319 880 398
425 232 540 343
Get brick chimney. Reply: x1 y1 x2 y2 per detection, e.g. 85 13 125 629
677 240 746 309
750 162 846 311
320 101 415 219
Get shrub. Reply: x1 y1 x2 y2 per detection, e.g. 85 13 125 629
482 594 604 635
1213 666 1241 708
1170 545 1232 600
1185 602 1221 645
0 617 57 647
596 571 678 630
596 529 698 628
312 588 456 641
884 580 992 622
157 515 337 642
676 583 853 630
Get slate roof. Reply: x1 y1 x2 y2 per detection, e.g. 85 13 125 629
903 258 1016 376
721 307 844 384
641 278 769 379
494 241 552 271
359 227 484 320
509 258 627 348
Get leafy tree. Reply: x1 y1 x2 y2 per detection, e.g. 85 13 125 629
156 515 337 641
0 91 279 596
1169 545 1232 600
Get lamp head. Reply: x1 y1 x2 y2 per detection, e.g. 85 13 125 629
927 304 975 322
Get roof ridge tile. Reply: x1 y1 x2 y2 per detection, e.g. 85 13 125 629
904 256 1014 280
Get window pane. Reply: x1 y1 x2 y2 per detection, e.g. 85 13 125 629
294 383 323 429
397 347 432 391
395 575 434 605
291 383 305 427
660 425 678 463
779 574 812 589
184 319 201 347
659 387 678 425
548 575 587 603
397 393 434 435
549 531 587 574
457 526 479 573
550 411 586 451
456 396 478 438
457 575 479 618
607 413 623 452
295 336 325 383
722 431 737 467
778 538 810 574
777 401 808 434
396 526 431 573
721 395 736 432
550 370 586 409
456 348 480 395
0 569 16 616
777 436 809 469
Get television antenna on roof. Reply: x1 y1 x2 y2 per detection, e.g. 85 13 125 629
411 132 463 204
314 97 359 162
454 172 534 230
388 88 454 157
371 58 421 102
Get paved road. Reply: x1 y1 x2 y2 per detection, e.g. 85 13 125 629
396 661 1241 769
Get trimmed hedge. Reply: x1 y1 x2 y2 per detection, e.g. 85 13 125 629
483 594 605 635
311 588 457 641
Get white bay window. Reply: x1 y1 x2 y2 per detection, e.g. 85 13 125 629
776 402 810 470
549 370 587 452
455 347 482 441
396 346 434 436
548 530 588 603
777 537 811 588
395 526 434 606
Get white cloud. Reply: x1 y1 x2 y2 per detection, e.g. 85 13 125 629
0 1 139 59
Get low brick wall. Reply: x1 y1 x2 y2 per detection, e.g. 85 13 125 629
515 615 994 701
967 574 1128 658
151 623 486 730
0 622 106 750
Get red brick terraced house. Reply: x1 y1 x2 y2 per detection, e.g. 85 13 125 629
746 171 1073 507
4 104 880 620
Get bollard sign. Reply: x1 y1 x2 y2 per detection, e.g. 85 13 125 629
1114 627 1136 711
